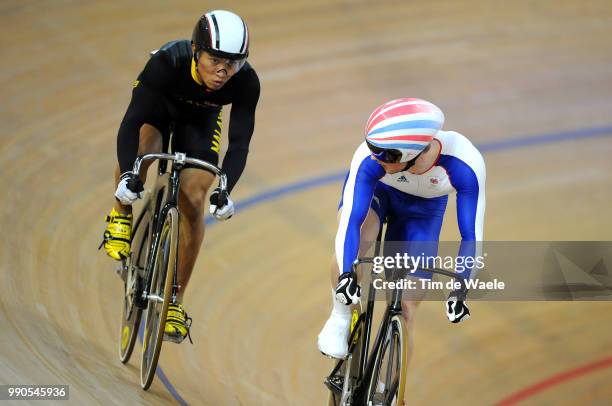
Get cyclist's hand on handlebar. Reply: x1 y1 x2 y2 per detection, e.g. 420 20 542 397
115 171 144 205
335 272 361 305
209 187 234 221
446 293 470 323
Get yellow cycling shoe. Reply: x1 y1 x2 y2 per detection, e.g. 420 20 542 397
100 208 132 260
164 302 193 344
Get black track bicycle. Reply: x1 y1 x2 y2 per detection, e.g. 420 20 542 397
325 231 467 405
116 152 227 390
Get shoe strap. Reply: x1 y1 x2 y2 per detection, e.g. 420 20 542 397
106 210 132 223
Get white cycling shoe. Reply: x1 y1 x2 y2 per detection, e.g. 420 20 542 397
317 311 351 359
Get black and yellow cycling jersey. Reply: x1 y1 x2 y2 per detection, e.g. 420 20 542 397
117 39 260 193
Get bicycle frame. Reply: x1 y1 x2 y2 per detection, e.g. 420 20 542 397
132 152 227 307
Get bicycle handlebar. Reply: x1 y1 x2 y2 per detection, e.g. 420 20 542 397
132 152 228 193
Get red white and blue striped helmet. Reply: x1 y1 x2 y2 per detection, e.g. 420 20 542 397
365 98 445 163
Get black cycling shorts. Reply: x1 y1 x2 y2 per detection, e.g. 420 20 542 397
150 102 222 167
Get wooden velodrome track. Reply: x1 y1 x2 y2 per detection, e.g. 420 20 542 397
1 1 612 405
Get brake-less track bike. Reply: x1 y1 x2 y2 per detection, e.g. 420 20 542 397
116 152 227 390
325 231 467 405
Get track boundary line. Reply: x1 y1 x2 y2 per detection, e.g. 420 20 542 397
496 355 612 405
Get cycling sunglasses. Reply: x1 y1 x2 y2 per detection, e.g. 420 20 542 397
366 142 403 163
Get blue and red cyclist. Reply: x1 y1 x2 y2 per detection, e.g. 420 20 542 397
318 98 486 359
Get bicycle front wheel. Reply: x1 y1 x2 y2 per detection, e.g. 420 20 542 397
119 207 151 364
366 314 408 405
326 307 364 406
140 207 179 390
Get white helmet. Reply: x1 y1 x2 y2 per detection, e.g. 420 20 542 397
192 10 249 60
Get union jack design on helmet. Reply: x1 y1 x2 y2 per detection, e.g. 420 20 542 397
365 98 445 163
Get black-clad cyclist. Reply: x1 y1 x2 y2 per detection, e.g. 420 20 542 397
101 10 260 343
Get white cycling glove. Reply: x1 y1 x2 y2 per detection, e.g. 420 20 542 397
209 187 234 221
335 272 361 305
446 295 471 323
114 172 143 205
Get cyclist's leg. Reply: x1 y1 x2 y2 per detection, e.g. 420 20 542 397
329 181 390 285
328 208 381 286
175 167 215 300
387 215 444 335
103 81 173 260
159 111 220 341
171 110 221 302
318 182 389 358
382 216 442 404
384 192 447 403
158 165 214 340
112 81 173 215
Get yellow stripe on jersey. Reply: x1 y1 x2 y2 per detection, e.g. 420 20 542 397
211 132 221 153
210 110 223 152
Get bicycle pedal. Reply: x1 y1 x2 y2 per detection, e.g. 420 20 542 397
324 375 343 394
116 258 130 281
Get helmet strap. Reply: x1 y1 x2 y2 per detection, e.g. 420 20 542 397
193 48 200 64
402 145 430 170
191 51 210 89
403 156 418 171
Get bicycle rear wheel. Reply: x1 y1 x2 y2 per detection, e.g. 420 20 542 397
366 314 408 406
140 207 179 390
118 208 151 364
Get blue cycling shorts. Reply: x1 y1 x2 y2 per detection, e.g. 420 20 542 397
340 181 448 279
